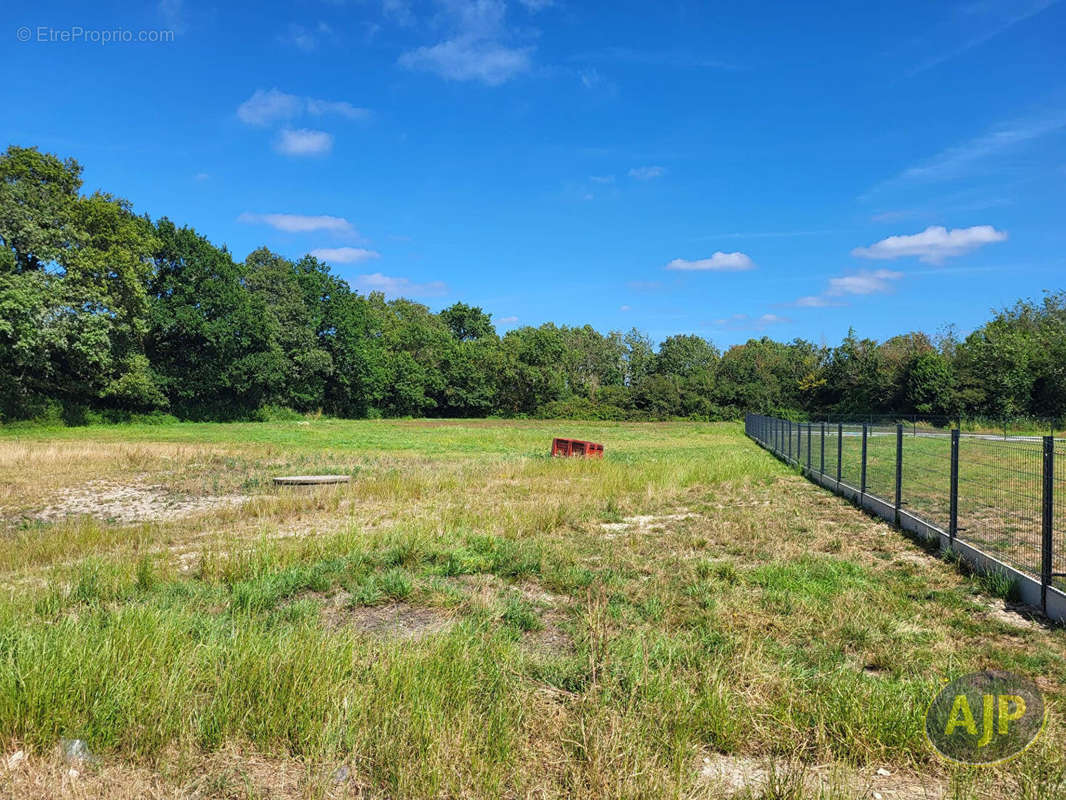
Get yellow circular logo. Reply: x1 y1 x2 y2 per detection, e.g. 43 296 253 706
925 670 1045 765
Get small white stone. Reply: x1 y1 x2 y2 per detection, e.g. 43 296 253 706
67 768 79 779
6 750 25 769
873 793 883 800
876 767 892 776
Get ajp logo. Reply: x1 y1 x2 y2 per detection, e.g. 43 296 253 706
925 670 1045 765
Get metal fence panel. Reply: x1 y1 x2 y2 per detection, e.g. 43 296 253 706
1055 441 1066 592
824 423 839 481
900 430 953 533
840 424 863 488
746 414 1065 601
955 436 1043 578
864 424 898 500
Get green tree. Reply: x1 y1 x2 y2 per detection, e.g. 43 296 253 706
244 248 333 411
906 351 953 416
0 145 82 273
147 221 283 418
440 302 496 342
497 325 568 414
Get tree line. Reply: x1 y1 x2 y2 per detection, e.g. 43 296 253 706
1 145 1064 426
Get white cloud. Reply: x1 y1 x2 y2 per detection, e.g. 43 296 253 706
237 88 304 125
794 295 836 308
851 225 1006 264
580 68 603 89
157 0 188 34
909 0 1058 76
826 269 905 296
310 247 381 263
901 115 1066 184
237 88 370 126
282 21 334 52
864 110 1066 198
238 213 356 235
275 128 334 156
629 165 666 180
193 172 210 182
665 252 755 272
353 272 448 298
758 313 789 324
306 98 371 120
589 175 614 184
497 315 519 324
713 312 790 329
619 305 631 311
790 269 904 308
399 37 532 85
396 0 534 85
382 0 415 25
439 0 509 38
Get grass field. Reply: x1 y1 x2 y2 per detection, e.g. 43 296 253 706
1 419 1065 799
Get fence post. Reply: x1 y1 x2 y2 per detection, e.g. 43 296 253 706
836 423 843 485
806 423 812 470
860 424 868 495
820 422 825 475
1042 436 1054 612
949 429 960 545
894 423 903 526
787 420 792 462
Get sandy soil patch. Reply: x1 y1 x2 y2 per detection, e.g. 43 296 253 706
600 512 695 535
0 745 356 799
981 598 1045 631
524 616 574 654
697 753 944 799
322 594 454 640
34 480 248 525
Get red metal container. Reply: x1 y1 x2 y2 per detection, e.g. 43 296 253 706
551 437 605 458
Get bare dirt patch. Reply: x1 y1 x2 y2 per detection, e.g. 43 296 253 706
600 512 695 535
449 573 570 609
0 745 356 800
697 753 945 799
34 480 249 525
322 594 454 640
981 598 1044 631
524 617 574 654
698 753 769 794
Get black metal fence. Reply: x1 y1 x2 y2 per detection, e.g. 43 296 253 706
745 413 1065 613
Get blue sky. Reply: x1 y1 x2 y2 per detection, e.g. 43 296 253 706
5 0 1066 347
